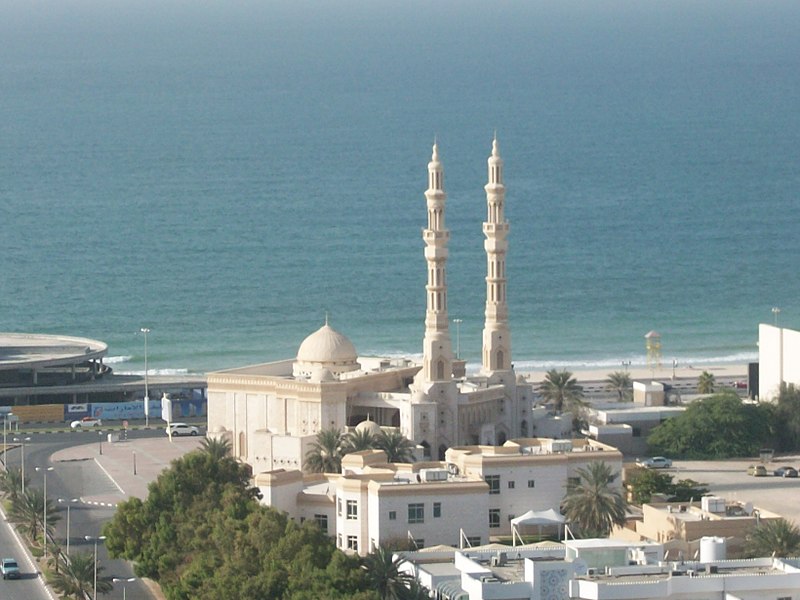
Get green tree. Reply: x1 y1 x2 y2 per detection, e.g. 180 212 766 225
605 371 632 402
8 487 59 543
375 430 415 463
47 551 112 599
648 392 771 459
668 478 709 502
744 518 800 558
538 369 586 414
343 429 378 455
773 383 800 451
697 371 716 394
561 461 626 538
361 546 415 600
0 466 28 503
200 436 232 460
304 428 346 473
628 470 709 505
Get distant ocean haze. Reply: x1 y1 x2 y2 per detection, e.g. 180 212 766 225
0 0 797 374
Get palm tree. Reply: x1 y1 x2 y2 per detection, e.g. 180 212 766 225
8 487 46 542
376 430 415 463
605 371 632 402
361 546 416 600
561 461 627 538
343 429 378 455
47 551 113 599
538 369 586 413
697 371 716 394
200 436 232 461
304 428 346 473
0 466 28 502
744 518 800 558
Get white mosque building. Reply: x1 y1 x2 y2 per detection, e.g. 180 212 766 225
207 139 536 472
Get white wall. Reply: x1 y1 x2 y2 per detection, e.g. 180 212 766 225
759 324 800 401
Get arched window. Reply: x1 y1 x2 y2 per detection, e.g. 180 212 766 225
437 360 445 380
497 350 504 370
498 431 507 445
438 444 448 461
238 431 247 459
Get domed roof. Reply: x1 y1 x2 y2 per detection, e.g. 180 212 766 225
297 323 357 364
355 418 381 436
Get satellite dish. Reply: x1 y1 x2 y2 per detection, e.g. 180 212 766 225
571 558 588 576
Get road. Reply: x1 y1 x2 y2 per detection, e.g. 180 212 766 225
0 503 53 600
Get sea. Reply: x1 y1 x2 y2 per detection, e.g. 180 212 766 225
1 0 798 377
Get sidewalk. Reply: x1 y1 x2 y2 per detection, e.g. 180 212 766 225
52 433 203 506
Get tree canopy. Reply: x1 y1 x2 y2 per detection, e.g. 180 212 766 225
744 518 800 558
628 469 709 505
104 440 376 599
561 461 626 538
647 392 772 459
538 369 586 414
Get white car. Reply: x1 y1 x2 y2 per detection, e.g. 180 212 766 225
70 416 102 429
167 423 200 437
637 456 673 469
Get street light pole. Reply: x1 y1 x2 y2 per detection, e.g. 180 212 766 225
140 327 151 428
453 318 463 359
113 577 136 600
772 307 781 326
85 535 106 600
35 466 54 557
2 413 7 468
58 498 78 555
13 437 31 494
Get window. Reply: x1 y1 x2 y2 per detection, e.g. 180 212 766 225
346 500 358 520
347 535 358 552
408 503 425 524
337 534 342 548
486 475 500 495
433 502 442 518
467 536 482 547
337 498 342 516
528 479 535 488
632 427 642 438
314 514 328 534
489 509 501 528
567 477 580 487
415 539 425 549
389 511 397 521
508 480 515 489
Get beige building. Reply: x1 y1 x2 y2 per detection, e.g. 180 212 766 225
759 323 800 401
207 140 538 471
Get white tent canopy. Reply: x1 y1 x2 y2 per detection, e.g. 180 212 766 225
510 509 566 527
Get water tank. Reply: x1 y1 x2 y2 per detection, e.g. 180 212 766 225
699 537 726 563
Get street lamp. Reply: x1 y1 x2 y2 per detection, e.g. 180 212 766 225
772 307 781 326
112 577 137 600
35 466 54 557
452 318 463 359
140 327 151 427
85 535 107 600
58 498 79 555
1 412 11 467
13 436 31 494
98 430 104 455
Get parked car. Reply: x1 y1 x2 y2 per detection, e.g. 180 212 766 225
70 416 102 429
636 456 673 469
1 557 20 579
167 423 199 437
733 380 748 389
747 464 768 477
773 466 798 478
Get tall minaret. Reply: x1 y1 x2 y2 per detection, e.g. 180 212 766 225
481 135 512 378
421 141 454 385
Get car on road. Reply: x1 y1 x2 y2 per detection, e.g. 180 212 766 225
167 423 200 437
774 466 798 478
747 464 768 477
70 416 102 429
636 456 673 469
733 380 748 389
1 557 20 579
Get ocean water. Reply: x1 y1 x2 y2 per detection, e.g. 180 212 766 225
1 0 798 375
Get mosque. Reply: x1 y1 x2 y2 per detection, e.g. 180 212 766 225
206 139 535 472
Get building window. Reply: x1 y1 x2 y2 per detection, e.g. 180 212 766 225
567 477 580 487
528 479 535 488
415 539 425 549
632 427 642 438
433 502 442 518
467 536 481 547
314 514 328 534
337 534 342 548
389 511 397 521
408 503 425 524
346 500 358 520
486 475 500 495
508 480 515 489
337 498 342 516
489 509 501 528
347 535 358 552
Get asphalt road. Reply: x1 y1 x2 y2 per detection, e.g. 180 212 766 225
0 506 53 600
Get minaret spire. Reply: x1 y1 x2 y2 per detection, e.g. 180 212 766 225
481 135 512 376
421 140 453 383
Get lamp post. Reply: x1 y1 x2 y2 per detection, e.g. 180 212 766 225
2 412 10 467
35 466 55 556
13 436 31 494
112 577 136 600
58 498 78 555
140 327 151 427
772 307 781 326
98 430 104 455
85 535 106 600
453 318 463 359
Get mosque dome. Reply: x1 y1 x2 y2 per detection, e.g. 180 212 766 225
297 323 357 364
355 418 381 436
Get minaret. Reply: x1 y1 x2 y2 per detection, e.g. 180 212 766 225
481 135 512 378
421 141 454 384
